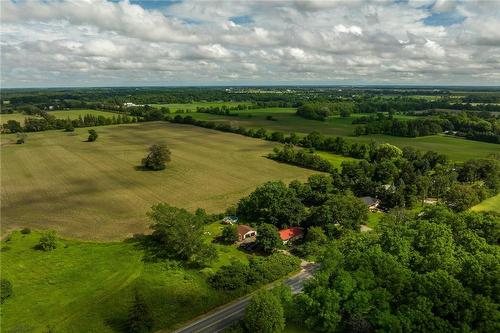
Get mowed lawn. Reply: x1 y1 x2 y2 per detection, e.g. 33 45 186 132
0 109 117 125
1 122 318 240
0 230 247 333
471 193 500 214
190 109 499 161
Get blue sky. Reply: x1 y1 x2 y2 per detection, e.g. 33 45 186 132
1 0 499 87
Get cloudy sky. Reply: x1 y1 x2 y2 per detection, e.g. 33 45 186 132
1 0 500 88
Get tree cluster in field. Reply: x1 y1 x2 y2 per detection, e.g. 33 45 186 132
208 253 300 292
293 206 500 333
2 112 138 134
296 101 356 120
141 144 171 171
147 203 218 266
269 144 334 172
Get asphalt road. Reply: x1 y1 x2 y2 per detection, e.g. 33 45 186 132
170 263 318 333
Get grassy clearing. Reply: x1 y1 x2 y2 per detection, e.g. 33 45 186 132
150 102 253 112
367 212 384 229
1 122 317 240
189 110 498 161
0 109 117 125
316 151 357 169
0 230 247 333
471 193 500 214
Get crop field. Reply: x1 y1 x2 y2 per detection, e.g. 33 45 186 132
0 230 249 333
471 193 500 214
0 109 117 125
1 122 318 240
150 101 253 112
189 109 498 161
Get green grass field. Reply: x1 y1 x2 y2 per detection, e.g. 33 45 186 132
0 230 248 333
471 193 500 214
1 122 318 240
150 102 253 112
316 151 357 169
1 109 117 125
188 109 498 161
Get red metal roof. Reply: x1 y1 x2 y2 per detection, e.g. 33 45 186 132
279 227 303 241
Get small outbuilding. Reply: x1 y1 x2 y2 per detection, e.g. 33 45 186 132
361 196 380 211
279 227 303 244
237 225 256 241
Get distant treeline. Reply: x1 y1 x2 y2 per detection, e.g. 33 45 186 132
354 111 500 144
296 98 500 121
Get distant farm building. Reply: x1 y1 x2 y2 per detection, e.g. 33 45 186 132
279 227 303 244
361 196 380 211
237 225 256 241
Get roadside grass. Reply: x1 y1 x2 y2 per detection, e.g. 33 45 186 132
471 193 500 214
189 110 498 161
0 230 246 333
1 109 117 125
1 122 317 240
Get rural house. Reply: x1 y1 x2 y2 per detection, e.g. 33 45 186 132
237 225 257 241
361 196 380 211
279 227 303 244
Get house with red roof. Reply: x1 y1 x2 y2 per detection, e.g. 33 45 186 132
279 227 303 244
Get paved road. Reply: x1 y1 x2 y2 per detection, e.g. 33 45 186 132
170 263 318 333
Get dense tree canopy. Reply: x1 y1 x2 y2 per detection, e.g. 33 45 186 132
237 181 305 228
244 290 285 333
295 207 500 333
148 203 217 266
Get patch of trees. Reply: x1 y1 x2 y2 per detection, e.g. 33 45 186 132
293 207 500 333
141 144 171 171
147 203 218 266
2 112 138 134
268 144 334 173
296 102 356 121
37 231 57 251
354 116 451 137
208 253 300 292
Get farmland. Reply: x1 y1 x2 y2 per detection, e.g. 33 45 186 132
0 228 250 333
0 122 318 240
188 108 499 161
0 109 117 124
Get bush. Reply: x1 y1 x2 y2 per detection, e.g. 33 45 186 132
221 225 239 243
20 227 31 235
37 231 57 251
1 279 13 303
87 129 98 142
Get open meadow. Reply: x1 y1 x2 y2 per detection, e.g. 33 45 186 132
0 226 250 333
471 193 500 214
189 108 499 161
0 122 318 240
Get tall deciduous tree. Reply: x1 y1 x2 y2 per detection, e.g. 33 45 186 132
255 224 282 253
142 144 171 171
244 290 285 333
